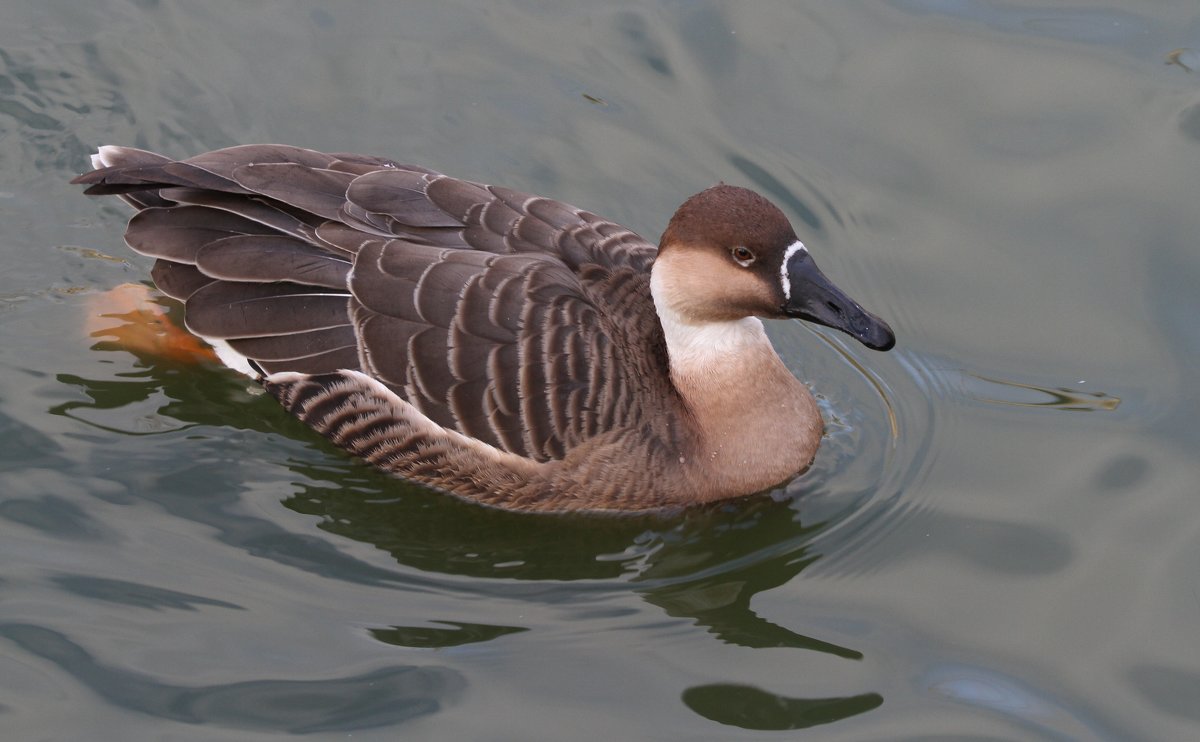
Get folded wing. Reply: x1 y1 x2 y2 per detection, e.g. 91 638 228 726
74 145 672 462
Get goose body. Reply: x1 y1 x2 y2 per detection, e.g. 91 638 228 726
73 144 894 513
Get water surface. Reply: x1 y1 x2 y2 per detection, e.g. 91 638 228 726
2 1 1199 739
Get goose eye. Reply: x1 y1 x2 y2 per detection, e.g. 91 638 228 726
731 246 755 266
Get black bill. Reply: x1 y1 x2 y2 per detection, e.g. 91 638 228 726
783 249 896 351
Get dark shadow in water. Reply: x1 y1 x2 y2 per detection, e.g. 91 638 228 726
893 509 1073 577
0 623 464 734
0 412 108 539
682 683 882 730
55 317 883 714
0 405 66 463
0 493 105 541
1127 664 1200 724
291 467 869 658
613 10 673 78
370 621 528 649
1179 100 1200 143
51 574 245 612
1091 453 1150 495
53 366 273 436
632 503 862 659
55 343 874 651
282 457 672 583
53 363 435 591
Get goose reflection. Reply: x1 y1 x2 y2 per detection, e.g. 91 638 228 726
51 297 887 731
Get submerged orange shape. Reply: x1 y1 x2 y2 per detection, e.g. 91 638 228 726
85 283 219 365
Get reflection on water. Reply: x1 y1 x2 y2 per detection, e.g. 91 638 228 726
924 663 1115 740
0 624 464 734
891 0 1149 44
370 621 528 650
1127 664 1200 725
640 543 861 658
1166 48 1199 73
965 373 1121 412
682 683 883 731
898 347 1123 414
57 294 918 587
0 492 104 541
45 296 896 725
51 574 245 611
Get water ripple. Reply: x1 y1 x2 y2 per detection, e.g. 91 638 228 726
0 623 464 734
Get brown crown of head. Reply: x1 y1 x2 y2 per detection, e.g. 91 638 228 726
660 184 798 256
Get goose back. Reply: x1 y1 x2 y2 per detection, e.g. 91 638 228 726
75 145 688 494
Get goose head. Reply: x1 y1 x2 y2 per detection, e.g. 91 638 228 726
651 184 895 352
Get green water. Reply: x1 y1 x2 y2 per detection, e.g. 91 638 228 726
2 1 1199 739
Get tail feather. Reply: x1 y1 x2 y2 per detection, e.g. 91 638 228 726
91 144 167 171
73 146 177 208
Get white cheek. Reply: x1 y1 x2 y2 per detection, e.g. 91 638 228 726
780 240 807 301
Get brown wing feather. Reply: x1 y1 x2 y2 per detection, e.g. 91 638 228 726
75 145 677 464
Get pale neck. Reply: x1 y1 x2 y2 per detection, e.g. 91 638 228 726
649 266 771 376
649 263 822 499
